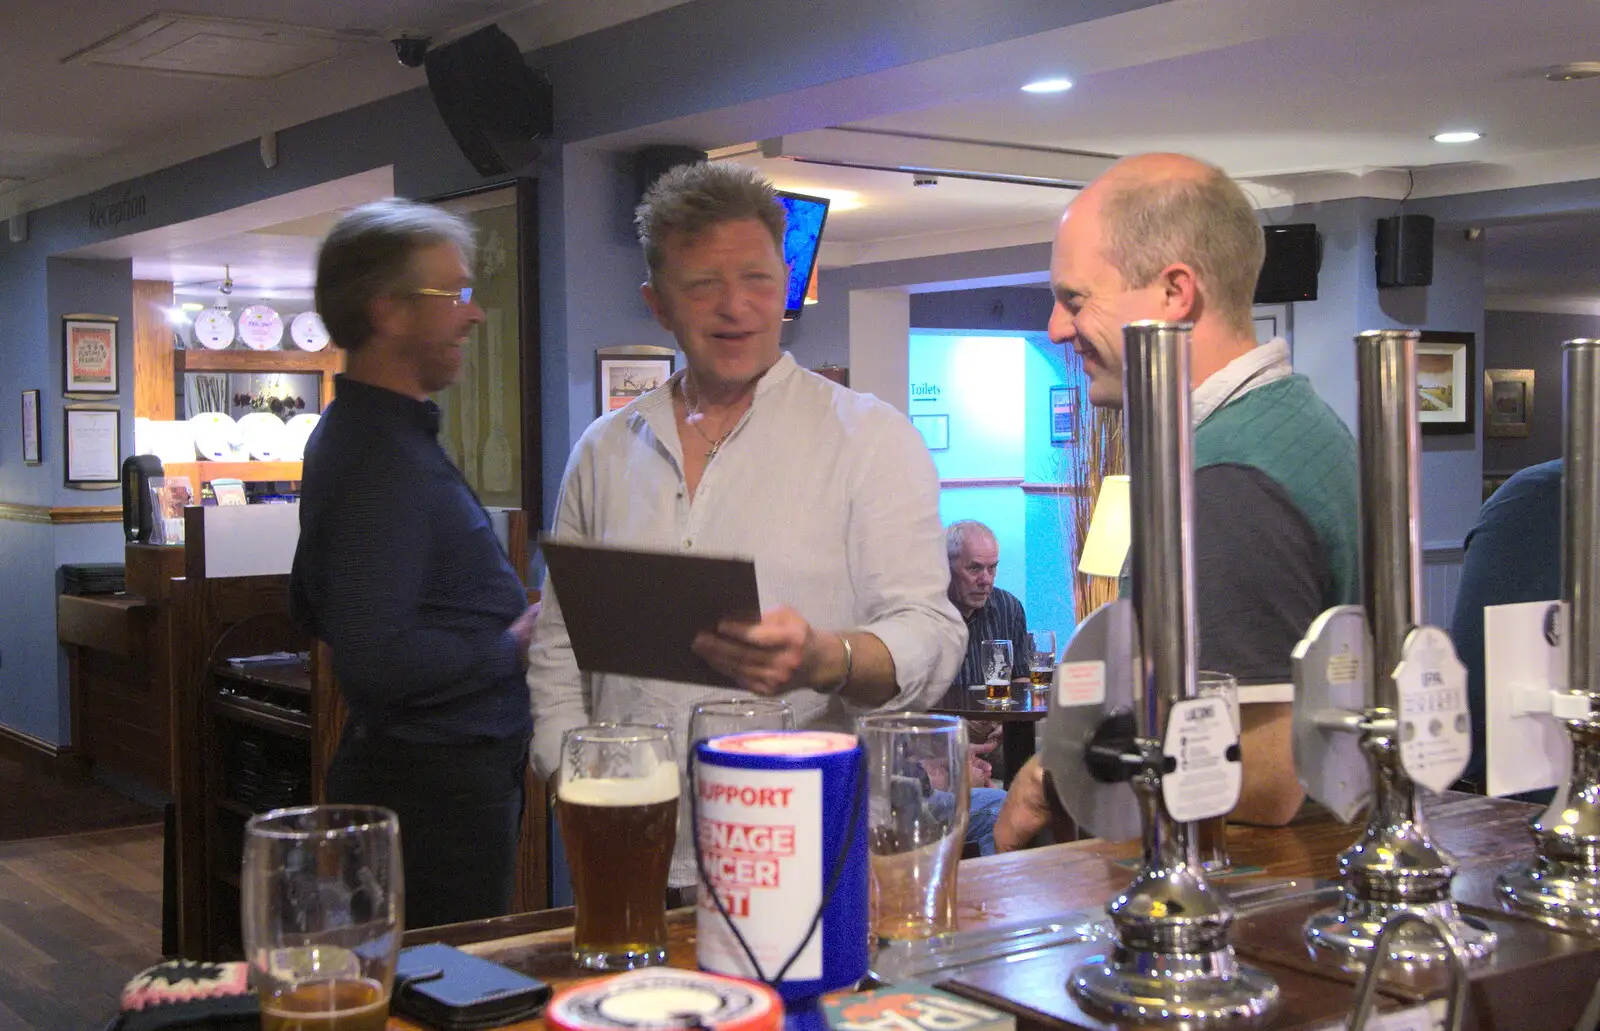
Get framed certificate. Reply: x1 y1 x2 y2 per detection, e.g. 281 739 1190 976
64 406 121 486
63 315 119 395
21 389 41 465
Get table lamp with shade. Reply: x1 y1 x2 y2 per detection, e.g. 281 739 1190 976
1077 474 1131 577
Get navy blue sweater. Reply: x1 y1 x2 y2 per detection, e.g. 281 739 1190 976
291 376 531 744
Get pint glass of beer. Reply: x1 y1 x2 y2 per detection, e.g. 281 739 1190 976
979 640 1014 710
1194 671 1241 872
558 723 679 970
860 713 969 943
242 805 402 1031
1027 630 1057 705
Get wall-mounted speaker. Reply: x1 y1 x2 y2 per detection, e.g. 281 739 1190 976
7 212 26 244
1376 214 1434 288
634 145 707 207
425 25 553 177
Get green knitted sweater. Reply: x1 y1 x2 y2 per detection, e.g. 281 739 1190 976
1193 374 1360 608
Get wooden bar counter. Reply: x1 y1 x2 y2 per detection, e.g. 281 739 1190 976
391 793 1591 1031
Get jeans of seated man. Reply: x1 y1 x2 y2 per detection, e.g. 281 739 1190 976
927 787 1010 857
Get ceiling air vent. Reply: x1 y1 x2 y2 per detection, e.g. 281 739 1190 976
63 12 375 80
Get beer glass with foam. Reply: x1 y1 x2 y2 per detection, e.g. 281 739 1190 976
860 713 969 944
243 805 402 1031
558 723 679 970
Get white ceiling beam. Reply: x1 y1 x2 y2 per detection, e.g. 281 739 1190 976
760 129 1115 188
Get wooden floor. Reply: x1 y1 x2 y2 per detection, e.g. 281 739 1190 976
0 753 166 1031
0 825 164 1031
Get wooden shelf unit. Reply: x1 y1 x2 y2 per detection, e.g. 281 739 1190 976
167 347 344 484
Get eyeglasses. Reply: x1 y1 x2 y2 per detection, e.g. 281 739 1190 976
407 286 475 306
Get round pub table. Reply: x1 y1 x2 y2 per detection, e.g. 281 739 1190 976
929 683 1049 787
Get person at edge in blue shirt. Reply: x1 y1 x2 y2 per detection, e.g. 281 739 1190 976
290 199 540 928
1449 459 1561 803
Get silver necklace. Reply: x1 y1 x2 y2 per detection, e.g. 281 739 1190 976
682 377 736 458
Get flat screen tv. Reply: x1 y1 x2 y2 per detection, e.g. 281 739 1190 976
776 190 829 320
1254 222 1320 304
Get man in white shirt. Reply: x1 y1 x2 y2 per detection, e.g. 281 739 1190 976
527 161 966 886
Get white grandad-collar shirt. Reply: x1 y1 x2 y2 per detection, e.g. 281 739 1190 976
527 353 965 881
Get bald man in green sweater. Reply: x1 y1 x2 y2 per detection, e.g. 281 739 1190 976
997 153 1359 848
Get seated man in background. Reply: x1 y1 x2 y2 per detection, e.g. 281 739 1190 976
939 520 1023 854
996 150 1361 849
941 519 1032 706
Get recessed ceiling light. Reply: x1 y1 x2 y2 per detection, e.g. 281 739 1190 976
1432 130 1483 144
1546 62 1600 82
1021 77 1073 94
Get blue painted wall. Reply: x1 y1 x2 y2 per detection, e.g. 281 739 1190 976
0 0 1176 746
906 325 1084 643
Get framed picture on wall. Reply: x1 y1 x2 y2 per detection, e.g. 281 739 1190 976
911 413 949 451
21 389 41 464
1484 368 1534 438
1416 331 1475 436
63 405 120 487
595 346 676 415
1049 385 1079 445
62 315 119 395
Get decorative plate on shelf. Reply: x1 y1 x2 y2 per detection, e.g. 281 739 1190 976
192 308 236 350
189 412 246 461
237 305 284 350
289 311 330 352
283 413 320 461
237 411 290 461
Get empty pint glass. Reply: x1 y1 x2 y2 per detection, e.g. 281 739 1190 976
242 805 402 1031
861 713 969 943
558 724 679 970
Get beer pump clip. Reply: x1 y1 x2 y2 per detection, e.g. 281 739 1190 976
1479 600 1576 801
1043 601 1247 844
1040 322 1274 1025
1292 617 1474 821
1290 329 1496 967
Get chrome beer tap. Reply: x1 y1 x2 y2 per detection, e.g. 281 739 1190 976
1056 321 1278 1024
1293 329 1497 965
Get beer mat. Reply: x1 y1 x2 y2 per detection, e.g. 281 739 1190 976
540 539 761 688
824 980 1015 1031
1109 856 1265 877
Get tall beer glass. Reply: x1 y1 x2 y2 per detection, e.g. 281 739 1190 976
860 713 969 943
1194 671 1241 872
242 805 402 1031
979 639 1014 709
558 723 679 970
689 698 795 747
1028 630 1057 705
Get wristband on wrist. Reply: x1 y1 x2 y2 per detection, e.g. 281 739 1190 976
824 634 853 695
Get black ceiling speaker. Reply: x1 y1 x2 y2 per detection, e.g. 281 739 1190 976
1376 214 1435 288
425 25 553 177
635 145 708 206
